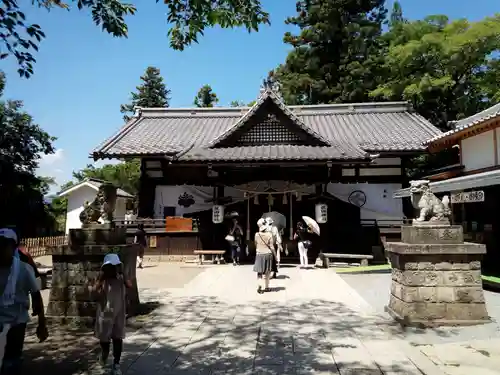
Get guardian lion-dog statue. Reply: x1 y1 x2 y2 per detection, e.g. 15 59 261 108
79 183 117 225
409 180 451 223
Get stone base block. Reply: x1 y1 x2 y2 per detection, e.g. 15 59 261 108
69 227 127 248
401 225 463 244
386 295 490 327
46 242 139 323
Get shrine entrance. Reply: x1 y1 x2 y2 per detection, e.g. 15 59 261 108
224 182 361 264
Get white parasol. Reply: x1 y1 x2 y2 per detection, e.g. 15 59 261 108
302 216 320 235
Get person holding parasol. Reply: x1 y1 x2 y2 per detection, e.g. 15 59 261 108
294 216 320 269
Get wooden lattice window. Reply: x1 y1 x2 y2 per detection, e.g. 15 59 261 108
235 113 303 146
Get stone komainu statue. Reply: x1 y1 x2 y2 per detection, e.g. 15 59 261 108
79 183 118 225
409 180 451 223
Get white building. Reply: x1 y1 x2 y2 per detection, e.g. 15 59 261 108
58 178 133 234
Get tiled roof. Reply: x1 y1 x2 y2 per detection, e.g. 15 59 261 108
180 144 367 162
425 102 500 145
92 98 442 162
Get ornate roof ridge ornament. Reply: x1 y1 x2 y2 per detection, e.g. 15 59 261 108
132 106 142 118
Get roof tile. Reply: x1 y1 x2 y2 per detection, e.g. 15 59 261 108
92 101 442 161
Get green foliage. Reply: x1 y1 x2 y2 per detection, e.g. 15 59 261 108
2 0 268 78
273 0 387 105
230 100 256 107
194 84 219 107
230 100 245 107
370 14 500 129
0 71 58 236
120 66 171 122
72 159 141 196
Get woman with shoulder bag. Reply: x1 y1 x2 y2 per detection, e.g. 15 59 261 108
225 215 243 266
253 219 276 294
294 221 313 269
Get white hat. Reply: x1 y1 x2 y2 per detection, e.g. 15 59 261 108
264 217 274 225
102 253 122 268
0 228 18 244
257 218 267 232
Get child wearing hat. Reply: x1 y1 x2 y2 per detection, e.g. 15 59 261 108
91 253 131 375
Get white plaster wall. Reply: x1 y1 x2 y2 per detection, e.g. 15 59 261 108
65 187 130 232
327 183 403 222
154 185 246 218
496 130 500 165
371 157 401 166
65 185 96 234
461 130 495 172
114 198 128 220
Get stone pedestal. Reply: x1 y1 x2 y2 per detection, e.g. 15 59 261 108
385 224 489 327
46 227 139 325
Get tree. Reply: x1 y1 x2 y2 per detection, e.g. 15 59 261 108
389 1 405 27
194 85 219 107
1 0 269 78
71 160 141 196
370 14 500 129
0 71 58 236
230 100 256 107
120 66 171 122
272 0 387 105
230 100 245 107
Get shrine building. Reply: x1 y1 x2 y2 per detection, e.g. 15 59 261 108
91 88 442 262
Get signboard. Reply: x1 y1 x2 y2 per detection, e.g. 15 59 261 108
149 235 157 248
451 191 485 204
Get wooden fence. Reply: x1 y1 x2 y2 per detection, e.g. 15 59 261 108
20 235 67 258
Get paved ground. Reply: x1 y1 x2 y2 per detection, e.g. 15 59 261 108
24 261 206 375
78 264 444 375
339 271 500 374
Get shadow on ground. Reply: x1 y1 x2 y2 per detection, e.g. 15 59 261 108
23 292 464 374
117 295 462 374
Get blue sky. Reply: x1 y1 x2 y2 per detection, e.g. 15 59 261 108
1 0 498 188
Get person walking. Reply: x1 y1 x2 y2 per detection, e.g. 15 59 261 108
227 215 243 266
134 224 147 269
294 221 313 269
0 228 48 374
265 217 282 279
92 253 131 375
253 219 276 294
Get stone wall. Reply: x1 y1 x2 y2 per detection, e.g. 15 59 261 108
46 228 138 325
386 225 489 326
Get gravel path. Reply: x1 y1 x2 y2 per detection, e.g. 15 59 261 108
338 271 500 345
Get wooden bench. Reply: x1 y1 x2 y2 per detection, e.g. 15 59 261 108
320 253 374 268
193 250 226 265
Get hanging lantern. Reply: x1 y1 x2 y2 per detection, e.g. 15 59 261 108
282 193 288 205
253 195 259 205
212 205 224 224
315 203 328 224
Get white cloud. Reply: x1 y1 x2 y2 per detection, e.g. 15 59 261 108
39 148 64 166
37 149 66 192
